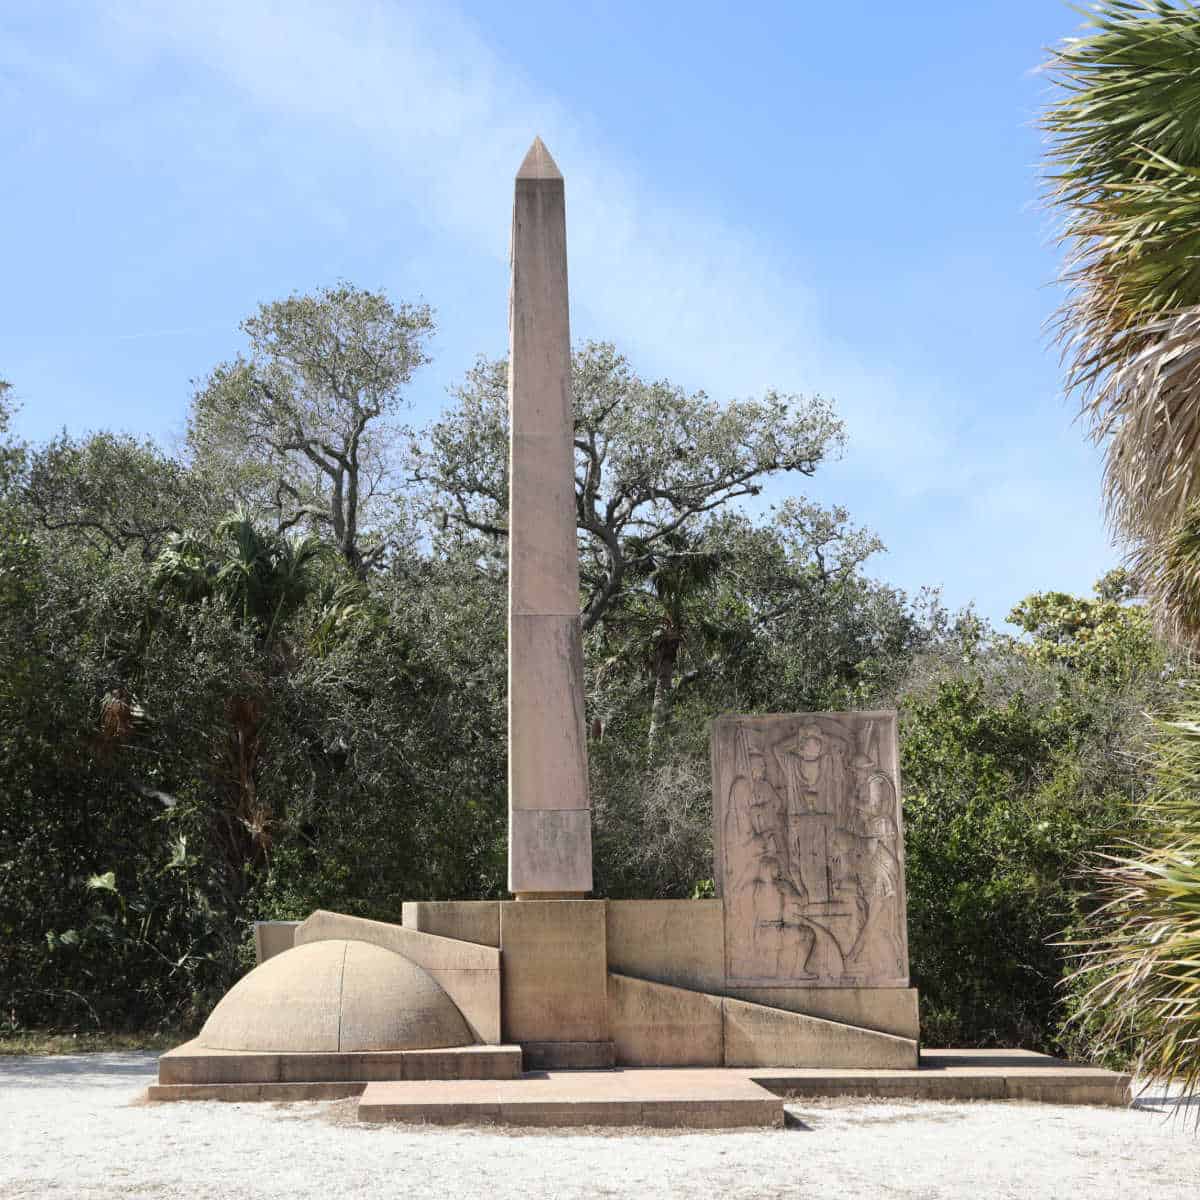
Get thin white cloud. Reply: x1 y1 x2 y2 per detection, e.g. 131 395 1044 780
10 0 1116 617
98 0 956 483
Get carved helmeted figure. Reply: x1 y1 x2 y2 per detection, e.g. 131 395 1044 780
724 730 785 871
774 721 851 902
844 727 904 974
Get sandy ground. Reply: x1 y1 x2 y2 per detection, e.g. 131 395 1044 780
2 1053 1198 1200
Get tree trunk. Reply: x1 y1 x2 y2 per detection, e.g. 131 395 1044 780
647 635 680 755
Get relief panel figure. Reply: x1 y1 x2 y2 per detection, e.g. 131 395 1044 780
712 711 910 989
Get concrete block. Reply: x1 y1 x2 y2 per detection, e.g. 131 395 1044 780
159 1045 281 1086
521 1041 615 1070
253 921 299 964
605 900 725 993
640 1099 784 1129
607 974 723 1068
499 900 608 1042
499 1100 642 1127
401 1046 523 1081
722 996 918 1069
402 901 500 947
361 1100 502 1125
725 986 920 1041
296 910 501 1045
147 1082 367 1103
508 806 593 897
1003 1075 1132 1106
712 711 910 988
158 1040 521 1086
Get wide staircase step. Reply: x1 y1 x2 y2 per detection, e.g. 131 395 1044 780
358 1068 784 1128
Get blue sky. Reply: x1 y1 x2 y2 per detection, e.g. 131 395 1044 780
1 1 1114 626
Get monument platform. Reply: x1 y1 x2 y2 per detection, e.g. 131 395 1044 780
358 1067 785 1128
147 1040 523 1102
355 1051 1132 1127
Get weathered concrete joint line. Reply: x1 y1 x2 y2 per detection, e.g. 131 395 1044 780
335 941 348 1052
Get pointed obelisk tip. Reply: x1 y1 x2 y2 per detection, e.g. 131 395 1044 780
516 136 562 181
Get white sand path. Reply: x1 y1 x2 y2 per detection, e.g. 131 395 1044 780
2 1052 1198 1199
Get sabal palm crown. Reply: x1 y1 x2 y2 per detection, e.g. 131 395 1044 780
1044 0 1200 638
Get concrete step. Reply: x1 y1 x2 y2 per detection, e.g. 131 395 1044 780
154 1039 522 1091
521 1041 615 1070
357 1068 784 1128
147 1081 367 1103
752 1049 1133 1106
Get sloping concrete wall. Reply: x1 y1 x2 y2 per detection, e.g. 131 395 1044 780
608 973 918 1069
295 911 501 1045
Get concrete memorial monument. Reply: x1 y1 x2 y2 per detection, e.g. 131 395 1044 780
506 137 592 899
147 139 1133 1122
713 712 908 989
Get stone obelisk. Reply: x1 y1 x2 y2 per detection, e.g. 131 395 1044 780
507 137 593 898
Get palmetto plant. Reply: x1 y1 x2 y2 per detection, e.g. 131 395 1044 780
152 511 327 643
1044 0 1200 639
1067 701 1200 1108
150 512 328 876
1046 0 1200 1096
599 532 735 753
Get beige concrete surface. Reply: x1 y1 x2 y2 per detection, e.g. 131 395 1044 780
508 803 593 896
725 985 920 1040
755 1049 1133 1106
253 920 300 964
359 1068 785 1128
605 900 725 993
500 900 608 1043
608 974 723 1067
607 972 916 1069
157 1040 522 1090
296 910 501 1044
722 996 918 1069
506 137 592 898
147 1081 367 1102
521 1041 616 1070
196 939 473 1053
713 711 909 989
604 899 919 1039
402 901 501 947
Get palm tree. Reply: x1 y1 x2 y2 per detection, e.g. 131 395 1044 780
152 510 326 643
599 532 734 753
150 512 329 886
1044 0 1200 641
1066 702 1200 1111
1045 0 1200 1100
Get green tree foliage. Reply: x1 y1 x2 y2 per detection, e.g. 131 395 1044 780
0 314 1173 1064
899 577 1170 1049
25 431 213 559
419 342 844 629
189 284 435 575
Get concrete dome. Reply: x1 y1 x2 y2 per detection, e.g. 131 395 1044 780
197 938 474 1052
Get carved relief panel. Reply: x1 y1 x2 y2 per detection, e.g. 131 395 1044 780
712 711 910 989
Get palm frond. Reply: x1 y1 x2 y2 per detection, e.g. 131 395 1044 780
1044 1 1200 638
1067 696 1200 1107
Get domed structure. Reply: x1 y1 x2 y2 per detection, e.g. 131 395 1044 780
197 938 474 1053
